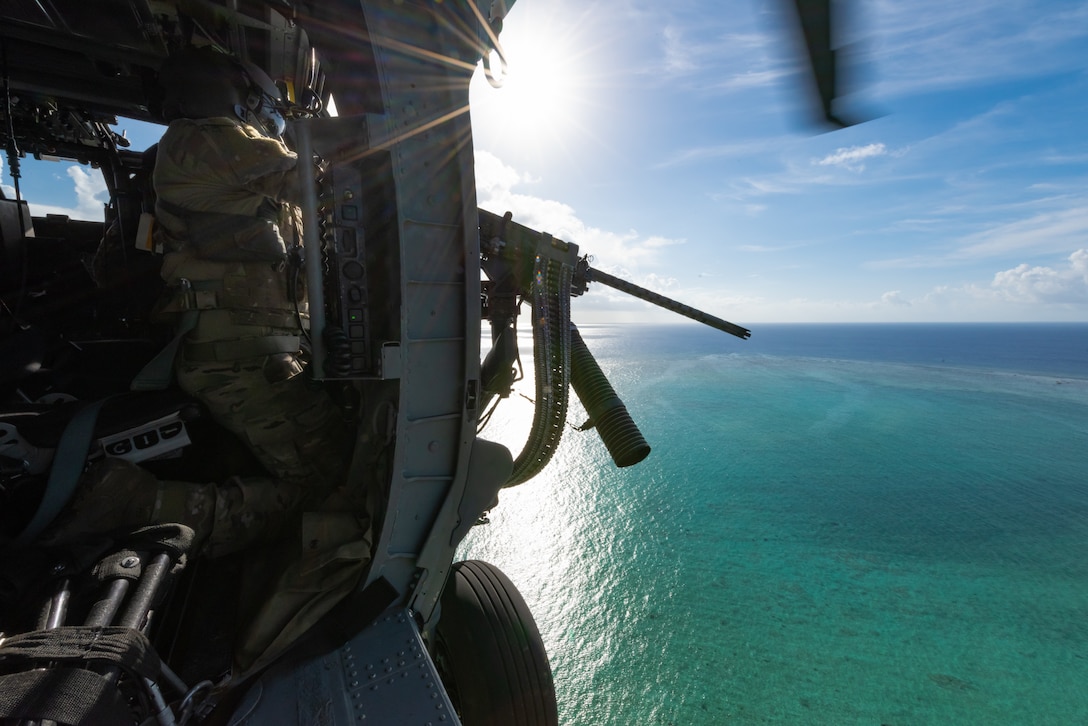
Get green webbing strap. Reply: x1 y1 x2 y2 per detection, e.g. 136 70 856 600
130 310 199 391
10 398 107 547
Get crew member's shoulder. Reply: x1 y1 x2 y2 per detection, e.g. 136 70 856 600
161 116 237 142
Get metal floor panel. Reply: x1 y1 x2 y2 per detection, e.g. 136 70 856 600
229 608 460 726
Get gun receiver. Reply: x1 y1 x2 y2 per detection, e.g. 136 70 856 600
478 208 751 339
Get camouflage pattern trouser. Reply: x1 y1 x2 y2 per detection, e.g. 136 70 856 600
176 347 374 673
44 349 351 559
40 458 301 560
175 349 350 501
43 338 367 673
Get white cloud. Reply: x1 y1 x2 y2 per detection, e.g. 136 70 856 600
662 26 696 74
0 155 17 198
1 158 107 220
475 150 684 270
655 135 792 169
815 143 887 171
639 7 790 100
859 250 1088 322
880 290 911 306
713 68 788 91
643 235 684 249
68 167 108 218
474 150 536 199
955 204 1088 260
868 199 1088 270
990 249 1088 304
19 165 109 221
657 25 770 80
869 0 1088 96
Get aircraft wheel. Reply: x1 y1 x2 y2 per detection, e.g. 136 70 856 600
435 559 558 726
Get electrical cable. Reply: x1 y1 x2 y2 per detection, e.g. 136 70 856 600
2 34 32 324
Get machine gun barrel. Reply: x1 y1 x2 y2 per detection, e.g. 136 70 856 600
586 267 751 340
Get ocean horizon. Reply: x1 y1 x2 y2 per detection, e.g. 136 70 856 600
460 322 1088 725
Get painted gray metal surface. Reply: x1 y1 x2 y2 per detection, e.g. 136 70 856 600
352 0 497 622
228 608 460 726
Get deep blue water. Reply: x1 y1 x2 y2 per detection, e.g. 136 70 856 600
460 323 1088 725
630 322 1088 377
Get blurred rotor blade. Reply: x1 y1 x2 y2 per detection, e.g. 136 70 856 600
788 0 851 128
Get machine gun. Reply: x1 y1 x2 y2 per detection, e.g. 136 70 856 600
476 208 750 484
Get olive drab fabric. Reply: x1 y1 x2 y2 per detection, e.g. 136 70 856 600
153 117 305 325
40 459 304 559
151 115 347 509
154 118 300 228
148 115 368 673
173 326 351 500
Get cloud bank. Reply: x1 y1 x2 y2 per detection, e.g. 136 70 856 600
991 249 1088 304
475 150 684 274
10 162 109 221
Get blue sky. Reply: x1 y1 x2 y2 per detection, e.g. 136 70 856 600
470 0 1088 323
5 0 1087 323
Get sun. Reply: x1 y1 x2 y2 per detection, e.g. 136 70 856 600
470 5 608 164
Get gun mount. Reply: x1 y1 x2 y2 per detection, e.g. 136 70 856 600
476 208 748 479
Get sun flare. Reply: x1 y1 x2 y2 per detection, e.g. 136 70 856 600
471 6 608 162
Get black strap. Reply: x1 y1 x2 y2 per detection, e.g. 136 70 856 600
0 667 131 725
0 625 162 679
10 399 107 547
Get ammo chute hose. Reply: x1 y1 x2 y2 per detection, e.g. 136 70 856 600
506 255 571 486
569 326 651 467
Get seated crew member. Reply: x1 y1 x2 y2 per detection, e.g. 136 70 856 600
153 46 349 502
47 47 369 674
42 48 337 556
153 47 371 672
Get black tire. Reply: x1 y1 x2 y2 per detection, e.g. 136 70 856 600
435 559 558 726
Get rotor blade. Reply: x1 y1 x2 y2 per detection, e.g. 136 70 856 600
788 0 848 128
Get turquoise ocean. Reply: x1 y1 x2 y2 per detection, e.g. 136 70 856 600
459 323 1088 725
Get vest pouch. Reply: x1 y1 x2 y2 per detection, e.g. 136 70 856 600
184 211 287 262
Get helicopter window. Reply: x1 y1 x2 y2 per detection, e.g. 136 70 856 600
10 161 109 223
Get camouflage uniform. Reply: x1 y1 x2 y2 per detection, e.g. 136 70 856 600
151 117 369 671
47 119 345 562
41 458 302 560
151 116 351 520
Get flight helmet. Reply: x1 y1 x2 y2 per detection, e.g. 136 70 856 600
159 47 285 137
236 60 287 138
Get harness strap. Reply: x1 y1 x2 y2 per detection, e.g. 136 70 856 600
130 309 200 391
10 399 108 547
0 626 162 679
